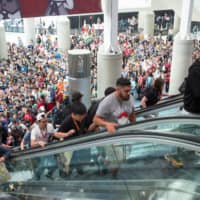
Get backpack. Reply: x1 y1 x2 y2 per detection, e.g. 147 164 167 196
86 99 102 127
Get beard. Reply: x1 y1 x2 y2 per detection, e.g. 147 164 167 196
119 93 130 101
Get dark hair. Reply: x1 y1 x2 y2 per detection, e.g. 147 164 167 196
104 87 116 96
116 77 131 87
71 91 83 103
71 102 87 115
154 78 164 94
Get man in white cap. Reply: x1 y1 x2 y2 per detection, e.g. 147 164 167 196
31 112 74 148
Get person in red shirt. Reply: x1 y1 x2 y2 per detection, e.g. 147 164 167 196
37 95 47 110
164 70 170 93
23 108 34 124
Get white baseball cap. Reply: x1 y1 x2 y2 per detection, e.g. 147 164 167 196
36 112 46 121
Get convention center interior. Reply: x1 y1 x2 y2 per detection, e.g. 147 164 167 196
0 0 200 199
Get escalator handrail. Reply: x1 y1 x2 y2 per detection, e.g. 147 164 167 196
10 127 200 159
135 96 183 115
135 93 183 110
123 115 200 127
10 115 200 154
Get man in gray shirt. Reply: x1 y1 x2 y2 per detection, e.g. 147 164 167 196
94 77 136 133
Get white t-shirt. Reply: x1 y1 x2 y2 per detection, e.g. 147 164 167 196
31 123 55 143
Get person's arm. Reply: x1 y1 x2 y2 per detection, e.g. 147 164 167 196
87 122 99 132
53 129 75 139
93 115 118 134
129 112 136 123
31 139 46 148
20 139 25 150
1 144 12 148
55 116 76 139
141 96 148 109
0 156 5 162
93 96 118 133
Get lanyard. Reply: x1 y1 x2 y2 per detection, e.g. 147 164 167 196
72 118 80 132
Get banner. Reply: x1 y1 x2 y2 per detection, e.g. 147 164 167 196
0 0 102 20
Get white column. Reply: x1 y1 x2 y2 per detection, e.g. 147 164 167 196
97 0 122 98
97 53 122 98
168 38 193 95
57 16 70 53
23 18 35 46
138 11 154 37
173 14 180 35
101 0 119 53
179 0 194 40
169 0 194 95
0 23 8 59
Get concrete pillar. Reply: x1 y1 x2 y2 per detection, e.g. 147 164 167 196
173 14 181 35
101 0 119 53
179 0 194 40
68 49 91 108
97 53 122 98
169 0 194 95
168 37 193 95
138 11 154 37
23 18 35 46
0 23 8 59
57 16 70 53
97 0 122 98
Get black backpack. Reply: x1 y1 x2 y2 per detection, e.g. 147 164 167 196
86 99 102 127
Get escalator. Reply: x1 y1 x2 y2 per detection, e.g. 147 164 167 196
1 126 200 200
121 116 200 136
135 94 184 121
135 93 183 112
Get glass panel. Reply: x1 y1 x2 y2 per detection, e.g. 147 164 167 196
2 139 200 199
136 103 182 122
132 121 200 136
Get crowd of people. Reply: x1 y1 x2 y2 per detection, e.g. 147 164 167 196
0 15 200 166
0 32 69 161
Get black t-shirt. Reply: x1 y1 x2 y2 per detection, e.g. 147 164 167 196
58 115 86 138
143 87 160 107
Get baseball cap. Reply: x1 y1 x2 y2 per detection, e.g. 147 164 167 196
39 105 46 112
36 112 46 121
